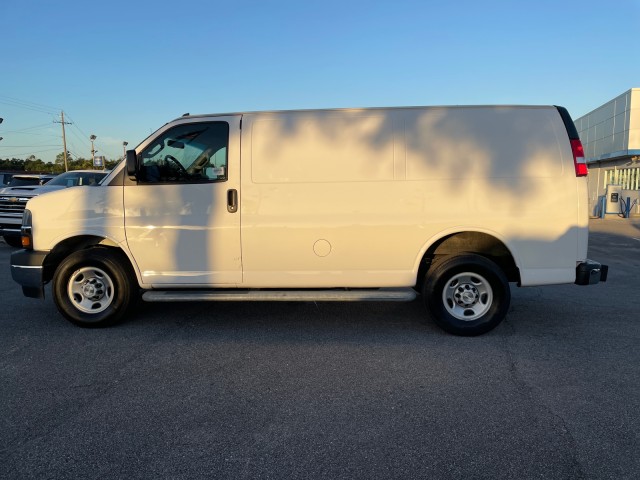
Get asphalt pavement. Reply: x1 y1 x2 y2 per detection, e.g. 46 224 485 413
1 220 639 479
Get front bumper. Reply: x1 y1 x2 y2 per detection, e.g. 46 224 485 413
575 259 609 286
0 224 21 237
10 249 48 298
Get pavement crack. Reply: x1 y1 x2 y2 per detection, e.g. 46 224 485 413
501 318 586 479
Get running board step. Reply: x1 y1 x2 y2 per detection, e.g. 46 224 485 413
142 288 417 303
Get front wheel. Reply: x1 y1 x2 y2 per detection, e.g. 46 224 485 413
52 248 136 327
423 254 510 336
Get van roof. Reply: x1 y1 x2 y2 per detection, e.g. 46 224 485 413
171 104 557 123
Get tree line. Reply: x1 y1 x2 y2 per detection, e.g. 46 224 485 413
0 152 120 173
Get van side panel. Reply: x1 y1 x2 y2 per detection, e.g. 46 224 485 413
403 107 582 286
241 110 420 287
250 112 397 183
240 107 581 288
576 176 589 261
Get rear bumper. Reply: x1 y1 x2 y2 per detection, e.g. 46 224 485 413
575 259 609 285
10 249 48 298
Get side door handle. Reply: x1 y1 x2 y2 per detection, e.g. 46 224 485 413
227 189 238 213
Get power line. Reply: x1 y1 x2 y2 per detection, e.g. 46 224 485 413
68 150 93 161
0 94 60 110
0 123 55 133
0 145 61 148
0 148 60 157
0 130 59 137
0 95 60 115
64 113 89 137
67 139 85 159
68 124 92 149
65 115 95 153
0 100 58 116
66 115 120 160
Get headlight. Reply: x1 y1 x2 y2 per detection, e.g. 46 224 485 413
21 209 33 250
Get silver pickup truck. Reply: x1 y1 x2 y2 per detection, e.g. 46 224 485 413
0 171 106 247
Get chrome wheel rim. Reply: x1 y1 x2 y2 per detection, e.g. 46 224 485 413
67 266 115 314
442 272 493 321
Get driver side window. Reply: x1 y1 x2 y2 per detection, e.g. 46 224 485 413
138 122 229 183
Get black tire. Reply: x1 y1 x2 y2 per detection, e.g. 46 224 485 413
52 248 136 327
3 235 22 248
423 254 510 336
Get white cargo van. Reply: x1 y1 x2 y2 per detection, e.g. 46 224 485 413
10 105 607 335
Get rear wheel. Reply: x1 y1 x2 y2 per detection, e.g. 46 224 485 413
423 254 510 336
52 248 136 327
3 235 22 248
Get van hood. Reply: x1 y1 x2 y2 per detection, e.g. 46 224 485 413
26 185 98 213
26 184 125 248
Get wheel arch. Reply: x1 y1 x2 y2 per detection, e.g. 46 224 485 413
414 229 520 290
43 235 140 286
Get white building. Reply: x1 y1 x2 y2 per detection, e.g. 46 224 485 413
574 88 640 217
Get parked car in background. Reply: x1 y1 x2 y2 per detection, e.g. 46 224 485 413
0 172 16 186
36 170 108 188
0 170 107 247
5 173 55 187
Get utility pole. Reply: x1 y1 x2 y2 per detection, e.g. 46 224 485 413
54 111 72 172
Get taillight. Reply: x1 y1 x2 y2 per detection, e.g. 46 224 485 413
571 138 588 177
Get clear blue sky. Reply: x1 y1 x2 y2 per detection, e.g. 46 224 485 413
1 0 639 164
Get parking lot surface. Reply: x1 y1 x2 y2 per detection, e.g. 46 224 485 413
1 219 639 479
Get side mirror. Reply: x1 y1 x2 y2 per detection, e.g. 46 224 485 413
126 150 138 179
